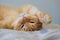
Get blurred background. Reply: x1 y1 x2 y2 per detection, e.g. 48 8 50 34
0 0 60 25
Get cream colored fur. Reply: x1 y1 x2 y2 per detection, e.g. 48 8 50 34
0 5 51 31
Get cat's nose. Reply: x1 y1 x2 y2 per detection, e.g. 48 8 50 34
23 16 30 22
23 16 27 21
23 14 31 22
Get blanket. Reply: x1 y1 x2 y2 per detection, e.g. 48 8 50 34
0 29 60 40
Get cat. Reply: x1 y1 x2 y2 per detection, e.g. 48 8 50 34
0 5 51 31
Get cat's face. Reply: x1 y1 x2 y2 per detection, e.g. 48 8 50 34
14 14 42 31
21 15 42 31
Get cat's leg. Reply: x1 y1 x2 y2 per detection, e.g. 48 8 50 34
36 11 52 24
0 16 14 29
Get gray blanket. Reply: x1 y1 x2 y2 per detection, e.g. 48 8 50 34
0 29 60 40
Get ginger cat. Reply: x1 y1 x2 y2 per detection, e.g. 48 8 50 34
0 5 51 31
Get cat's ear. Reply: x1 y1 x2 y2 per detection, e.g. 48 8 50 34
36 11 52 24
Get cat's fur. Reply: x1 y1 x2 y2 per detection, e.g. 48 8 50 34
0 5 51 31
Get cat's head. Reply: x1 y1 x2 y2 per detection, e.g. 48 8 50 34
20 12 51 31
20 14 42 31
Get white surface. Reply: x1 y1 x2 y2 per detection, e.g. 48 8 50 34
0 24 60 40
0 29 41 40
0 29 60 40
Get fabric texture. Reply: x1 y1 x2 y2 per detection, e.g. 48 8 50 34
0 29 60 40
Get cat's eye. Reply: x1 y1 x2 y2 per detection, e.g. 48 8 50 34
21 24 24 28
30 22 34 23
